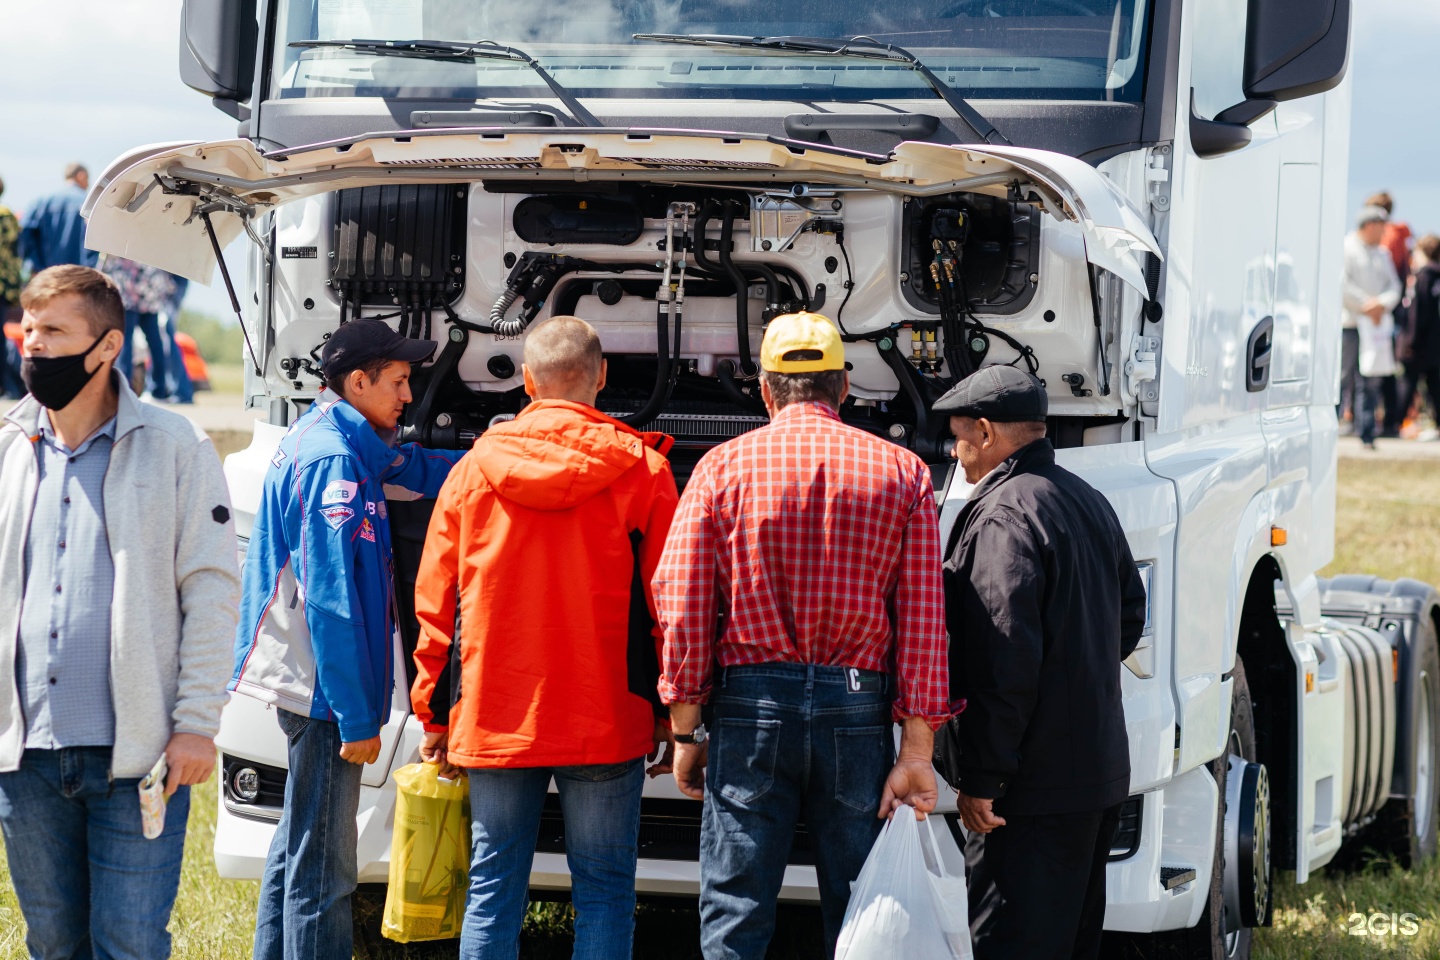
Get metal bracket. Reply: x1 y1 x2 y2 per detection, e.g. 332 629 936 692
1146 144 1172 213
1126 334 1161 404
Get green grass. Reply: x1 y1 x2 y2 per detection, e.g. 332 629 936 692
1 455 1438 958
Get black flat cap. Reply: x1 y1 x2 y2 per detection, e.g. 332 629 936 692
932 365 1048 421
319 319 437 380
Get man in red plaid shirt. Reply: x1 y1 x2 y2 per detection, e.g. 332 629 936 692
654 311 955 959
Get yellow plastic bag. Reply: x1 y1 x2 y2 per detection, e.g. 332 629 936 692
382 762 471 942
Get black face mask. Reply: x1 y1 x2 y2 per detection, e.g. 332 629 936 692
21 334 108 411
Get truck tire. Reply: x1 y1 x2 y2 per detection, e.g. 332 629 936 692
1382 612 1440 866
1109 658 1267 960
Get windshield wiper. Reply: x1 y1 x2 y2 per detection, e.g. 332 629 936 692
290 39 601 127
633 34 1010 146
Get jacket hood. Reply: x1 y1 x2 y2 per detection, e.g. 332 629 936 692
475 400 669 511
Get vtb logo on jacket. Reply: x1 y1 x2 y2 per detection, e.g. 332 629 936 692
230 392 462 743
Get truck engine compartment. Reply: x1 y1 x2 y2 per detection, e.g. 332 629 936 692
261 172 1138 475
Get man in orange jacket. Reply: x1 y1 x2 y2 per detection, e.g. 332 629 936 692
410 315 679 960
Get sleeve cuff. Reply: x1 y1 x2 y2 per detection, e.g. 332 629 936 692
957 769 1010 800
891 698 966 730
422 723 449 733
339 723 381 743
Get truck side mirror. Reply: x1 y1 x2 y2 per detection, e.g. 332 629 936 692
1193 0 1350 159
179 0 258 110
1242 0 1351 103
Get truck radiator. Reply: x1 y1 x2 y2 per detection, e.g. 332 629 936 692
331 184 467 309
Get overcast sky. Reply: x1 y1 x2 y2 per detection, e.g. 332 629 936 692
0 0 1433 317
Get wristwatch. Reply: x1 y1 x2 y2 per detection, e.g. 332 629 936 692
673 724 708 745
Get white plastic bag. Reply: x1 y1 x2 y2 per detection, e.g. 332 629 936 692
835 805 973 960
1359 314 1398 377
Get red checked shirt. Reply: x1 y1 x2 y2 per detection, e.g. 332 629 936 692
654 402 955 726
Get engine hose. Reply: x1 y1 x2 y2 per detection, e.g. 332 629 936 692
439 299 497 336
717 358 766 413
718 203 758 376
878 336 942 461
619 301 673 428
694 202 723 273
488 288 526 337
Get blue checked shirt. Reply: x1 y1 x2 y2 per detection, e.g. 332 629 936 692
16 414 118 748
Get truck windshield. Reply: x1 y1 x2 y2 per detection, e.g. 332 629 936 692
271 0 1151 104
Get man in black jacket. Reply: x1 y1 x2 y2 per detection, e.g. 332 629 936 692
934 365 1147 960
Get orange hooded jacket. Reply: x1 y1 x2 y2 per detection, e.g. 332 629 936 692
410 399 679 768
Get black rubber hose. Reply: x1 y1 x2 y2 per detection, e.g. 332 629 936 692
694 202 723 273
717 359 766 414
619 304 672 428
878 335 940 460
718 203 757 376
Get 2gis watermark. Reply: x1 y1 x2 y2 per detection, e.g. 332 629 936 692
1344 911 1422 937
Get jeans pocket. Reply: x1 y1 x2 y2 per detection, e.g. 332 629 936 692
715 717 783 806
276 708 309 742
834 726 892 813
565 758 642 783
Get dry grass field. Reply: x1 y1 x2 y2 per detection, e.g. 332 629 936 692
1 452 1438 958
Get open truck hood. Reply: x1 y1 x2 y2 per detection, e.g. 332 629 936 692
83 129 1159 292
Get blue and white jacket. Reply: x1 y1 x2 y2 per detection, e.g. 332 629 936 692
230 392 463 741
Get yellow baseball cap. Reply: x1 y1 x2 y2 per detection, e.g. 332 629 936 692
759 311 845 373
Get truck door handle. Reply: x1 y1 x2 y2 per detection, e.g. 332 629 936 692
1246 315 1274 393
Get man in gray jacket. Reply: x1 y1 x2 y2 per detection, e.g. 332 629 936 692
0 265 239 960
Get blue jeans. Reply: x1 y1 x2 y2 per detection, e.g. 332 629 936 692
117 310 168 400
700 663 895 960
461 758 645 960
253 710 363 960
0 746 190 960
1355 375 1382 444
156 313 193 404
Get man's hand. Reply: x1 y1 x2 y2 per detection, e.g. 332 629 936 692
420 728 459 778
340 736 382 766
1364 301 1386 323
646 721 675 779
879 717 939 819
958 793 1007 834
163 733 217 798
673 741 708 800
879 759 939 820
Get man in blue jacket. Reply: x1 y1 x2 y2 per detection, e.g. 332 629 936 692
20 164 97 273
231 319 465 960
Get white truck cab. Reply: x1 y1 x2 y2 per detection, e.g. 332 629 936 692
83 1 1440 957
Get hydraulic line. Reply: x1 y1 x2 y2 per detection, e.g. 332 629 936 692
621 204 691 427
718 203 758 376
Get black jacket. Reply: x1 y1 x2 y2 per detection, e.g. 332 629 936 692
938 439 1147 816
1402 264 1440 369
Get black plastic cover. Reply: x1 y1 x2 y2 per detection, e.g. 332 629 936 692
331 184 467 306
1243 0 1351 101
900 194 1039 316
513 195 644 246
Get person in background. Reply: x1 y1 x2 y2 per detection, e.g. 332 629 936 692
1400 234 1440 441
231 319 466 960
0 175 21 399
99 255 173 401
933 366 1147 960
411 315 679 960
156 274 194 404
1366 192 1413 436
20 163 96 274
655 311 952 960
0 265 240 959
1343 206 1403 449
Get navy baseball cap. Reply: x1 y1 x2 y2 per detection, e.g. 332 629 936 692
932 365 1048 421
319 319 437 380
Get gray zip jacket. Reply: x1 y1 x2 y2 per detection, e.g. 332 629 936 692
0 377 240 778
